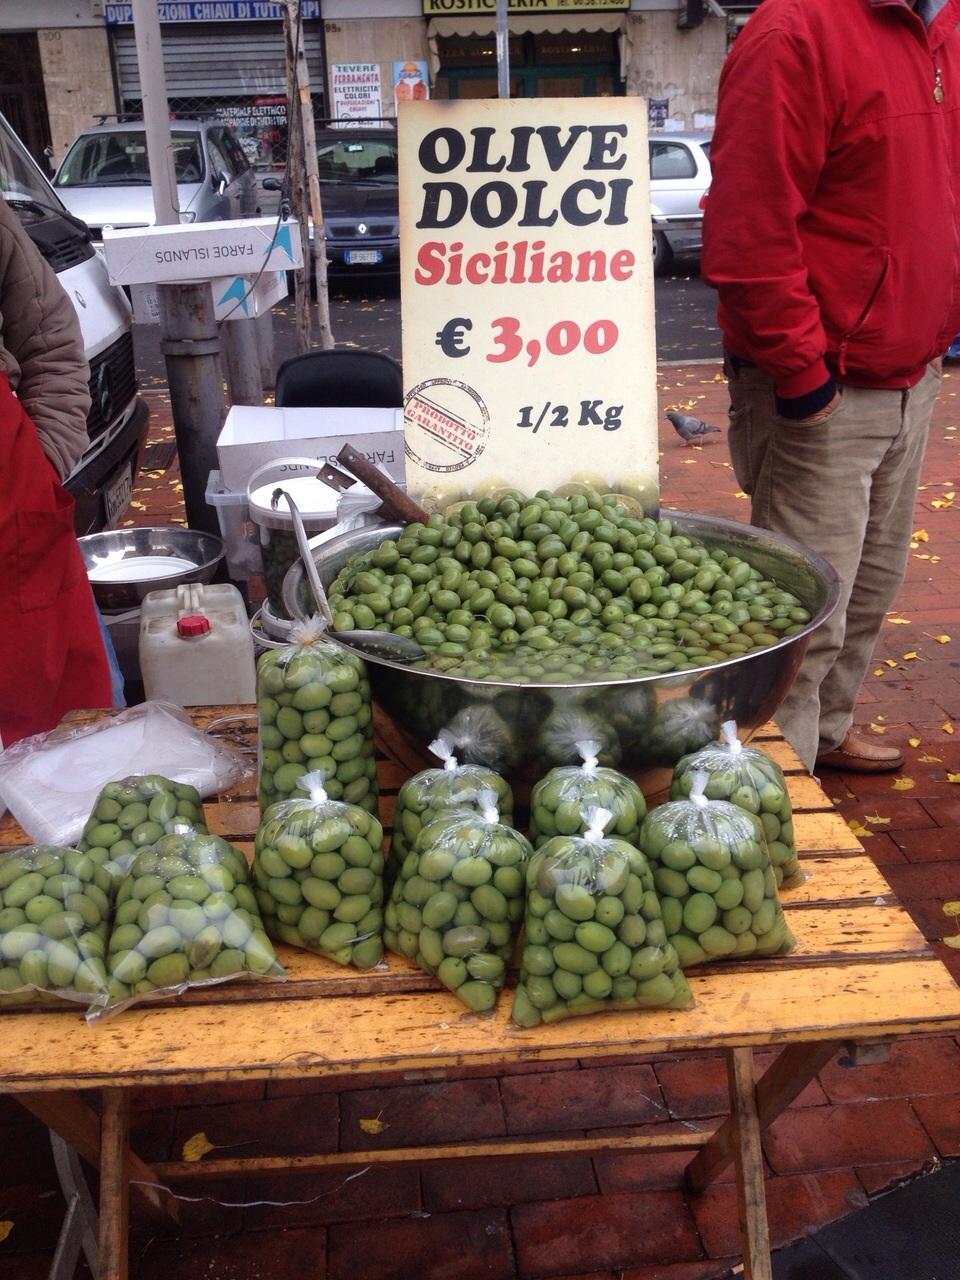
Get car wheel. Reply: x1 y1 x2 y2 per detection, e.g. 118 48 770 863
653 231 673 276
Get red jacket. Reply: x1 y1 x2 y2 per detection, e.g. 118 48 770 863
702 0 960 402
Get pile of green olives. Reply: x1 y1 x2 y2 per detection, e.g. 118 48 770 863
324 490 812 685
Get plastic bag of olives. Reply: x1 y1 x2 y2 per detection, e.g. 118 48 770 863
638 771 795 968
253 770 385 969
257 618 378 817
391 732 514 874
512 808 691 1027
90 830 284 1019
530 740 646 848
384 791 531 1012
671 722 802 888
0 846 112 1006
78 775 208 887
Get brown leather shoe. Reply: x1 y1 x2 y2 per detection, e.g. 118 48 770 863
816 730 905 773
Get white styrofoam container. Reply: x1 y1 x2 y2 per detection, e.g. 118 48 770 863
139 583 257 707
216 404 405 492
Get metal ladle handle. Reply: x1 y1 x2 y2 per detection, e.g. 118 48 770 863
281 489 334 628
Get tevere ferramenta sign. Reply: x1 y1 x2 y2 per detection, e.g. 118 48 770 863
399 98 658 511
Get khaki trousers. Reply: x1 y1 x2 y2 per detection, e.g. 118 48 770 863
725 361 940 772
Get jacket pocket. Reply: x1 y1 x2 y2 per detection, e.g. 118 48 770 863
838 251 890 375
16 487 85 614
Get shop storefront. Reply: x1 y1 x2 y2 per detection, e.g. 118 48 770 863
105 2 326 172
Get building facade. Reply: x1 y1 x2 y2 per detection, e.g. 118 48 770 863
0 0 758 172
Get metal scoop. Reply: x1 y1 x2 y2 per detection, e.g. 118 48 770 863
280 488 427 664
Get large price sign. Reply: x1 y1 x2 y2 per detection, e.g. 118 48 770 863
399 97 658 511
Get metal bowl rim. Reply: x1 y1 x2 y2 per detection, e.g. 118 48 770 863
78 526 226 581
288 509 841 692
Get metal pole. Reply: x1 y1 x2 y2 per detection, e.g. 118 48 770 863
130 0 177 226
293 8 335 349
496 0 510 99
162 284 226 533
130 0 226 537
221 317 265 406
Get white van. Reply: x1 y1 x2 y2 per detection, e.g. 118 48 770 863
0 112 148 533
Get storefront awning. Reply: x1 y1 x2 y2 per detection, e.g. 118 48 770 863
426 12 633 81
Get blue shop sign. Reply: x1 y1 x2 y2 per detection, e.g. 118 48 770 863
105 1 320 23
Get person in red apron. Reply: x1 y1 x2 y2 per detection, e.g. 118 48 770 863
0 198 111 745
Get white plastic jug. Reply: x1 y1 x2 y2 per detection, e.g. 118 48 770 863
139 583 257 707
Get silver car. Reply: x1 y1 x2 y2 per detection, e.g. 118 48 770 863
52 117 259 247
650 130 712 276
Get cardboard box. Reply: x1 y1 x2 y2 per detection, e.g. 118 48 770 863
132 270 288 325
102 217 303 286
216 405 406 492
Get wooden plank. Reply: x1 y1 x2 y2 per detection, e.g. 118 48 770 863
726 1048 772 1280
16 1092 177 1225
686 1040 840 1193
779 856 892 904
757 739 807 774
793 810 863 855
1 958 958 1092
98 1090 130 1280
784 775 835 813
781 904 928 961
153 1127 710 1181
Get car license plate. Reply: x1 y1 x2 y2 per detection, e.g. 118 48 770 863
104 466 133 528
345 249 381 265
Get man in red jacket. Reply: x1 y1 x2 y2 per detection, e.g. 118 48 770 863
702 0 960 774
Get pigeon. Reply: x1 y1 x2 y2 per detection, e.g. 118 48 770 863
667 410 723 445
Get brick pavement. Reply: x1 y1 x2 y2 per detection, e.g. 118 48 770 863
4 359 960 1278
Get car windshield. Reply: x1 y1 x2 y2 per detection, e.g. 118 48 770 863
0 112 69 214
55 130 205 187
316 135 398 184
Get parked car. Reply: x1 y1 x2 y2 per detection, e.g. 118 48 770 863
286 122 399 275
52 117 259 249
0 111 148 534
649 130 712 276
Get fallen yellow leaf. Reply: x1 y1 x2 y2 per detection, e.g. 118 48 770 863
909 737 921 747
359 1116 388 1135
182 1132 216 1163
847 819 873 839
944 720 955 735
948 773 960 784
912 528 930 542
734 491 748 499
885 659 899 668
943 901 960 917
0 1222 12 1244
919 753 943 763
888 617 911 625
869 722 887 734
873 668 885 677
903 652 919 661
931 498 953 510
892 777 915 790
938 635 952 644
865 814 891 825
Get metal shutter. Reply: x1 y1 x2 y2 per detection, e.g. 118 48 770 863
112 22 325 102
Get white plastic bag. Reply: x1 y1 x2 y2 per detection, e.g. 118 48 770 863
0 702 249 847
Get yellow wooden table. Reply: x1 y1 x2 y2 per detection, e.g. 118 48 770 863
1 707 959 1280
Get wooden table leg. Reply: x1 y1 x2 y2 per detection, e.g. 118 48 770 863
99 1090 130 1280
727 1047 772 1280
16 1090 177 1225
685 1040 839 1194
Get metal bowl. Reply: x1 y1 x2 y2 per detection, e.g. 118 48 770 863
79 526 225 611
281 512 839 792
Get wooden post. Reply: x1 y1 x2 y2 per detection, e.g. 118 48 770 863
727 1048 772 1280
99 1090 131 1280
283 0 312 352
291 3 335 349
